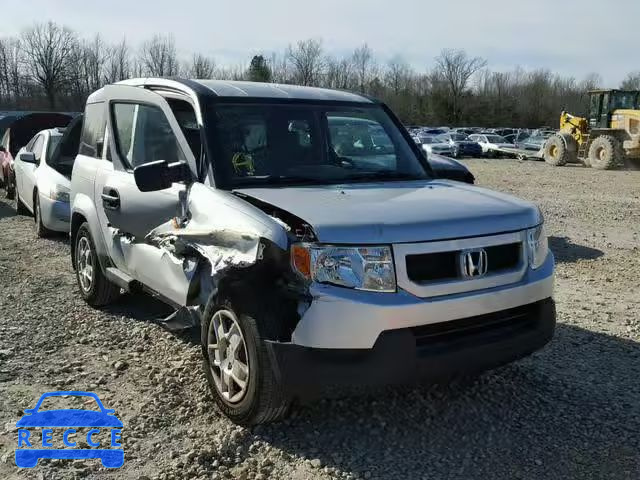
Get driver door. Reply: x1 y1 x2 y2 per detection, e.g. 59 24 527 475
98 85 199 303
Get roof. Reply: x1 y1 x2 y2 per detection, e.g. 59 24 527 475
192 80 374 103
115 78 375 103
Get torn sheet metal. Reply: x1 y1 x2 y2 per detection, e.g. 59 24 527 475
143 182 290 306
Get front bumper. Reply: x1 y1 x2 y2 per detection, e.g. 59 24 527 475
269 298 555 395
292 252 554 349
39 194 70 232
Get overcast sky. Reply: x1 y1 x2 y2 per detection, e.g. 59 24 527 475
3 0 637 86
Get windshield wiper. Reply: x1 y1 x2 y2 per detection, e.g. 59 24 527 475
235 175 333 186
342 171 427 182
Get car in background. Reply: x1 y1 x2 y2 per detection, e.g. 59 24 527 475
493 128 518 137
519 134 552 153
14 116 82 236
416 135 456 157
0 112 74 199
451 128 476 136
504 131 531 145
468 134 514 157
420 128 448 135
436 133 483 158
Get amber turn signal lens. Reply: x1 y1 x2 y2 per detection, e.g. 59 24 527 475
291 244 311 278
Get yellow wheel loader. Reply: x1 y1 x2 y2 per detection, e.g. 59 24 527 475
543 90 640 169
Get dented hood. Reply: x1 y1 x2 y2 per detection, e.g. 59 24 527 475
235 180 541 244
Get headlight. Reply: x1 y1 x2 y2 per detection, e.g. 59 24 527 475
291 244 396 292
49 185 70 203
526 223 548 269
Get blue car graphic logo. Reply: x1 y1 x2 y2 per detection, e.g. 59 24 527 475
15 391 123 468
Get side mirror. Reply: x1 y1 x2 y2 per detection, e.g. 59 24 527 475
133 160 191 192
20 152 36 164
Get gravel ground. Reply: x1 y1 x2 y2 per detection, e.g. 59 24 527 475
0 158 639 480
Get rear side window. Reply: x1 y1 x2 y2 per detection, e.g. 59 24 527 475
79 103 106 158
111 103 185 168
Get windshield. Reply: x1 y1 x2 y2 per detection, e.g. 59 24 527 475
450 134 468 141
611 92 638 110
419 136 435 144
485 135 507 143
208 103 429 188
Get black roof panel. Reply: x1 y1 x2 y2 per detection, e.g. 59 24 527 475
190 80 373 103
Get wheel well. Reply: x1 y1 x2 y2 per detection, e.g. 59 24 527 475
70 212 87 269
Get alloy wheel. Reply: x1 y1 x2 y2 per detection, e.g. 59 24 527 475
207 309 250 405
76 236 94 292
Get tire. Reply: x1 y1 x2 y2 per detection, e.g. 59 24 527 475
15 190 29 215
74 222 120 306
201 288 291 425
543 134 576 166
34 196 52 238
588 135 623 170
4 172 15 199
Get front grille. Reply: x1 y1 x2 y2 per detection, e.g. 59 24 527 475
406 242 521 284
410 301 542 350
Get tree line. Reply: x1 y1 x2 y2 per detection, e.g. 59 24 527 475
0 21 632 127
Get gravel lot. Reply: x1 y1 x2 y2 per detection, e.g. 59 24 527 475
1 158 639 480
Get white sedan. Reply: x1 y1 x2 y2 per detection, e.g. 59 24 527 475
417 135 456 157
468 134 513 157
13 127 73 236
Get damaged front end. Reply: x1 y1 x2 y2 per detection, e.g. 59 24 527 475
138 183 313 332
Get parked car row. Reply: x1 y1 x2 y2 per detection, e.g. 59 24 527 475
408 125 556 160
0 112 76 200
1 79 555 426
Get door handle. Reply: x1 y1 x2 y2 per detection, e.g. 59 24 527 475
101 188 120 210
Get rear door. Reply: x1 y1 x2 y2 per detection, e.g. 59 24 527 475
18 134 45 211
98 85 198 300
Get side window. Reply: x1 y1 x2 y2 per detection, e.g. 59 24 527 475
25 136 38 152
31 135 45 162
112 103 185 168
79 103 106 158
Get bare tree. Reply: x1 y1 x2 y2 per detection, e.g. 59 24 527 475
139 34 180 77
287 39 324 86
385 55 411 95
186 53 215 78
20 22 77 108
325 56 354 90
269 52 289 84
0 38 24 105
104 38 131 84
434 49 487 124
621 72 640 90
352 43 374 93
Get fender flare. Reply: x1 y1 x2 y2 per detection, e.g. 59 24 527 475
70 194 110 271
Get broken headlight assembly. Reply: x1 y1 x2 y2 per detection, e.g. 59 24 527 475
526 223 548 270
291 244 396 292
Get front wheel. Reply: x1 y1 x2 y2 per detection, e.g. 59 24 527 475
4 172 15 199
201 292 291 425
34 196 52 238
15 189 28 215
74 223 120 306
588 135 623 170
